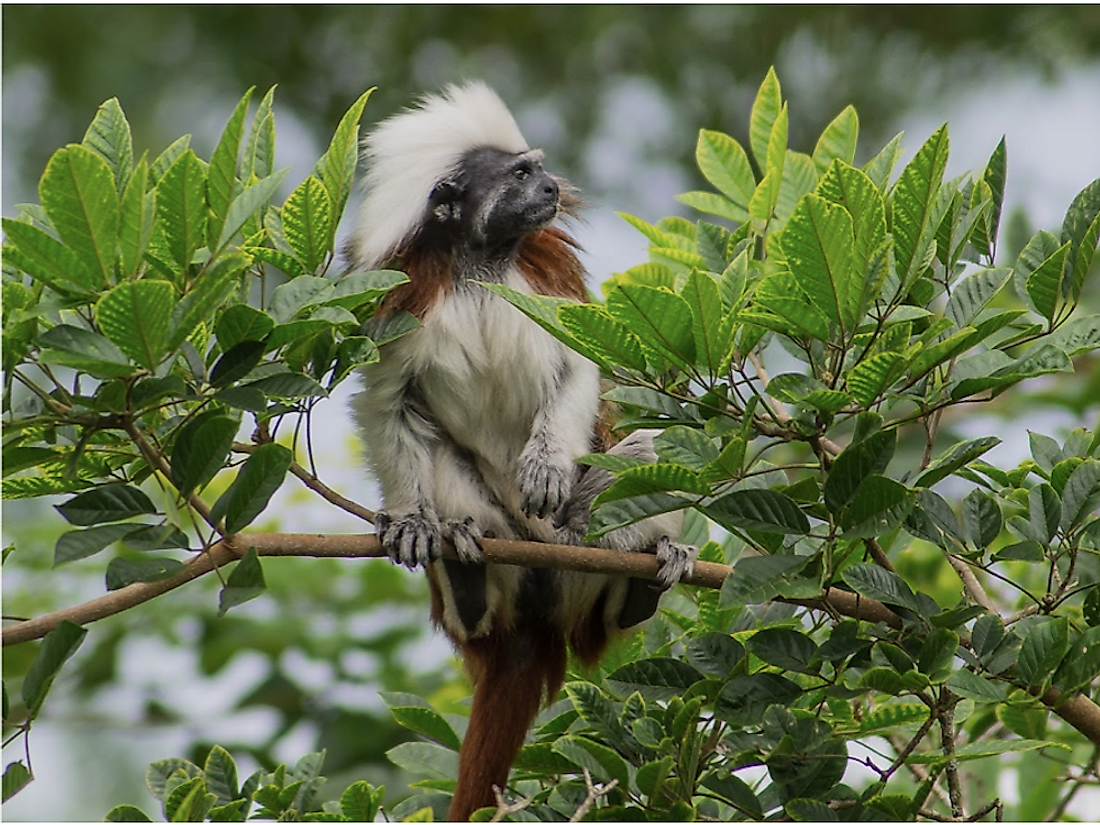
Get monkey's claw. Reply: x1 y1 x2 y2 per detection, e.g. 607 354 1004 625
518 458 572 519
444 518 485 564
376 510 442 569
654 536 697 589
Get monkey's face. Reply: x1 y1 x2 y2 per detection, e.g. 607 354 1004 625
428 148 560 250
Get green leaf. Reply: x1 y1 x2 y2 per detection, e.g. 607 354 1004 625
340 781 381 822
696 129 755 208
863 132 904 190
218 547 267 615
171 411 240 498
749 628 819 674
558 304 647 371
814 160 887 319
605 658 704 698
786 798 839 822
680 269 731 373
106 557 185 590
1025 239 1070 322
165 776 216 822
1018 618 1069 686
55 483 156 526
701 771 762 819
203 745 240 806
283 175 334 272
945 267 1012 328
716 673 802 723
706 489 809 535
243 87 277 182
1014 230 1066 318
775 151 820 229
155 149 208 269
54 522 144 566
749 68 782 173
96 280 176 369
918 628 959 682
82 97 134 194
218 171 289 251
720 554 810 606
39 144 120 287
685 632 745 678
587 493 687 540
750 273 832 340
951 344 1072 401
384 701 462 751
840 475 913 538
325 269 408 309
315 89 374 227
946 670 1009 703
970 137 1006 260
676 190 746 223
1045 313 1100 356
654 426 719 470
858 702 929 733
210 340 265 388
104 804 154 822
909 738 1066 764
386 742 458 780
781 193 858 331
606 284 695 370
1061 459 1100 531
891 125 950 284
1062 178 1100 300
211 443 293 534
824 428 896 513
812 105 859 172
22 621 87 717
842 563 924 614
206 88 254 250
216 304 275 349
915 436 1000 489
2 762 32 803
150 135 192 182
844 351 904 406
595 463 708 505
168 252 250 352
1 217 97 293
118 159 154 278
244 371 327 400
963 489 1002 549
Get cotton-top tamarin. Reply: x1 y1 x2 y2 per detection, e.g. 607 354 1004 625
347 82 694 821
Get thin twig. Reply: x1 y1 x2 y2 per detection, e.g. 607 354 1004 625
944 554 998 613
569 769 618 822
937 691 964 820
489 785 535 822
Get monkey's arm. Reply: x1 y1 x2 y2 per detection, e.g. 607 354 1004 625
517 350 600 519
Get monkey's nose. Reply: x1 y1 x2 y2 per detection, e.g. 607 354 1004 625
541 177 559 200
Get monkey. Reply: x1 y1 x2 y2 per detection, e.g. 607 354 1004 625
347 82 695 821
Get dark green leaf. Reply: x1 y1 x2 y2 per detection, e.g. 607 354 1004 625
840 475 913 538
1061 459 1100 531
340 781 380 822
54 522 144 566
842 563 924 614
891 125 950 284
685 632 745 678
824 428 896 512
915 436 1000 489
210 341 266 388
386 742 458 780
715 673 801 723
945 267 1011 328
720 554 810 606
244 372 327 400
55 483 156 526
606 284 695 370
22 621 87 717
748 628 819 674
1018 617 1069 686
38 323 135 378
218 547 267 616
106 557 185 590
2 762 32 803
171 411 240 499
962 489 1002 549
700 771 762 818
706 488 809 535
558 304 647 372
203 745 240 805
104 804 154 822
216 304 275 349
946 670 1009 703
168 252 250 352
211 443 293 534
606 658 705 699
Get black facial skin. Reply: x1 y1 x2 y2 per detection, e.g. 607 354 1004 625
424 148 560 253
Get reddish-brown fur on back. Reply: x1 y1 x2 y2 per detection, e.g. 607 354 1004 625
377 228 586 321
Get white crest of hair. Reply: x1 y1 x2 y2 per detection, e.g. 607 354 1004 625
349 81 530 269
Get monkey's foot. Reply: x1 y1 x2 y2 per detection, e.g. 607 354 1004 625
443 517 484 564
518 456 572 519
376 510 441 569
654 536 697 589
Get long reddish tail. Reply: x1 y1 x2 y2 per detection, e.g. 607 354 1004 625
448 629 567 821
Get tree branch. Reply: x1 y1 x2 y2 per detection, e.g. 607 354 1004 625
5 532 1100 748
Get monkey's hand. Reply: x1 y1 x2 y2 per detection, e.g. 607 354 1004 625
517 451 573 519
443 517 485 564
654 536 697 589
376 509 443 569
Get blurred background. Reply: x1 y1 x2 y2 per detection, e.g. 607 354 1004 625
3 5 1100 819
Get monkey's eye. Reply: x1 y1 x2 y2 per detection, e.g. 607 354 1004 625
512 163 531 181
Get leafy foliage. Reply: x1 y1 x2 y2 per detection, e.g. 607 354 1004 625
3 70 1100 821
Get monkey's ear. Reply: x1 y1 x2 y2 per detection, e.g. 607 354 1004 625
429 180 464 223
